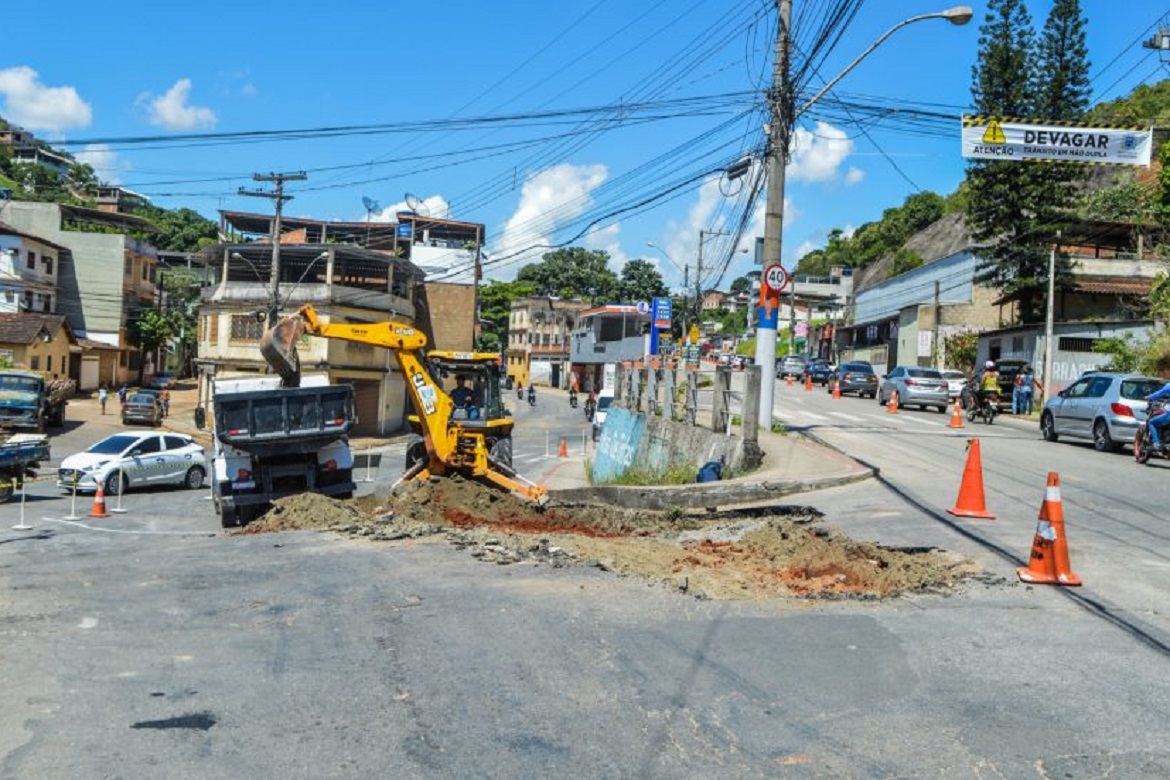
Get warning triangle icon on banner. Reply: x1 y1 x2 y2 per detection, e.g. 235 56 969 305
982 119 1006 144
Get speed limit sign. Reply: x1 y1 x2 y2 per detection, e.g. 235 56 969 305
763 264 790 292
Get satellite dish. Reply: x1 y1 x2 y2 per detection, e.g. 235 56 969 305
404 192 429 216
361 196 381 222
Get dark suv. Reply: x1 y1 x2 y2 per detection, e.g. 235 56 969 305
829 362 879 398
803 359 834 386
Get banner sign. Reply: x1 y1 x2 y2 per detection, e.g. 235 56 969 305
651 297 672 329
961 116 1152 167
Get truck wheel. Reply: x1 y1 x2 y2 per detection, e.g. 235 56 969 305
220 507 240 528
0 471 14 504
404 435 426 472
489 436 513 469
184 466 205 490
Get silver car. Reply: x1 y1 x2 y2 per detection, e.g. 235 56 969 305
777 355 806 378
1040 373 1167 452
878 366 950 412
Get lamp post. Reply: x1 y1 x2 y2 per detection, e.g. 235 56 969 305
756 4 973 430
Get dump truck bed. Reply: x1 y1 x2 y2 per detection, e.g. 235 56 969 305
214 383 356 456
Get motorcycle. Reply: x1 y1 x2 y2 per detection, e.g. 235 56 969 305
569 391 578 409
584 400 596 422
1134 399 1168 465
527 389 536 407
967 391 998 425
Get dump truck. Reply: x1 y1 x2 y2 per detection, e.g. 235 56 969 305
0 371 74 431
200 374 357 528
0 432 51 503
260 305 546 505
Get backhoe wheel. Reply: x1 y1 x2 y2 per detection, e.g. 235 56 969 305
489 436 513 469
404 435 427 472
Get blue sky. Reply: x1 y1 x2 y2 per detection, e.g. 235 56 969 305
1 1 1166 291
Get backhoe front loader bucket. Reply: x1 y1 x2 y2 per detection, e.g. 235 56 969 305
260 315 306 387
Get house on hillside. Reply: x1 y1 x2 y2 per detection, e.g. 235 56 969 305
0 220 66 315
0 313 76 378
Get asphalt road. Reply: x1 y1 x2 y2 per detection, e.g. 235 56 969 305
2 389 1170 777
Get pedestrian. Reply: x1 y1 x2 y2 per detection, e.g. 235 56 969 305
1019 364 1036 416
160 387 171 418
1012 371 1024 415
118 384 128 405
98 385 109 415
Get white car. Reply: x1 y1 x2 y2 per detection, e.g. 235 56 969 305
591 390 615 442
941 369 967 399
58 431 207 495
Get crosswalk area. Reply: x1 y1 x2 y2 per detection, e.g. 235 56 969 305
770 391 1013 437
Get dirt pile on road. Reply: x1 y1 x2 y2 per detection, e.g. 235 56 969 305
237 478 981 601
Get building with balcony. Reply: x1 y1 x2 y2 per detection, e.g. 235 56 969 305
0 201 160 386
0 220 66 315
567 304 651 393
96 186 151 214
196 243 424 435
504 297 590 389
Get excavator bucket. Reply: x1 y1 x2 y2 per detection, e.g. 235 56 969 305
260 314 306 387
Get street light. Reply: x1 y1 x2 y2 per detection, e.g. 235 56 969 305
756 4 973 428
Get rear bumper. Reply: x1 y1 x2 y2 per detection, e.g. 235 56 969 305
900 390 949 405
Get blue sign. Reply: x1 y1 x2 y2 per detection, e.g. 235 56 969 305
396 224 413 238
651 297 672 328
757 300 779 330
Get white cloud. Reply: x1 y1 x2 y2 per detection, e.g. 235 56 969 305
583 222 629 271
845 167 865 186
793 238 820 259
368 194 451 221
146 79 216 130
74 143 132 185
0 66 92 132
787 121 853 183
495 163 608 265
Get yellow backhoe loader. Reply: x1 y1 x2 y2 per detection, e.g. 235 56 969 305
260 305 547 505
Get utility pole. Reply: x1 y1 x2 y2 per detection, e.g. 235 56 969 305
754 0 793 429
240 171 307 326
932 280 941 368
1043 230 1060 403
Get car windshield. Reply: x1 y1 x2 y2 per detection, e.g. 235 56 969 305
597 396 614 411
907 368 942 378
88 434 139 455
1121 379 1167 400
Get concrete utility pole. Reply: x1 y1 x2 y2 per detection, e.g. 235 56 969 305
754 0 793 429
1043 230 1061 402
240 171 307 326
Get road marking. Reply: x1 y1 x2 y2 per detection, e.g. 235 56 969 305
828 411 866 422
794 410 829 421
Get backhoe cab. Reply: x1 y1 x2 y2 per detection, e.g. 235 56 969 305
260 305 547 506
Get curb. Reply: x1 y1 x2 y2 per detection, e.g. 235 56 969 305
548 466 876 510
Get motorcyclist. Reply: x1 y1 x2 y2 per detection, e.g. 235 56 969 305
977 360 1001 413
569 386 578 408
1145 383 1170 450
584 392 597 420
527 384 536 406
516 380 524 400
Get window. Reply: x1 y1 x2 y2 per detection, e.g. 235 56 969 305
142 263 150 281
132 436 161 456
1060 337 1095 353
23 291 33 311
46 356 52 372
30 356 39 370
230 314 263 343
164 435 190 450
27 250 36 270
124 258 133 277
1083 377 1112 399
41 294 50 312
43 256 53 275
1064 379 1090 398
1121 379 1166 400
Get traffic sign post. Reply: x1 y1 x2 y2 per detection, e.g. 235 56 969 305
754 262 790 431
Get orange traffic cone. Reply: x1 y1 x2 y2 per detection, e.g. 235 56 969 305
946 438 995 519
886 390 899 414
558 436 568 458
832 380 841 400
1017 472 1082 586
805 374 813 392
786 374 793 387
89 483 110 518
947 400 965 429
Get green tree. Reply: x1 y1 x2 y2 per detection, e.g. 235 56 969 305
137 205 218 252
966 0 1067 324
729 276 751 295
944 331 979 372
1088 78 1170 126
126 309 174 384
476 279 535 352
618 258 667 302
516 247 618 302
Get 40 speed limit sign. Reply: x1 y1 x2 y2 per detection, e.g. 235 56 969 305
763 264 790 293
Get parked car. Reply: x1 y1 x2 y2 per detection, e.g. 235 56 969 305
122 393 163 426
592 389 615 442
828 362 879 398
1040 373 1168 452
777 355 806 378
802 359 834 385
58 431 207 495
149 373 176 390
879 366 950 412
940 369 967 400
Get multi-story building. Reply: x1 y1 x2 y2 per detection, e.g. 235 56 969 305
0 219 65 315
567 304 651 393
0 201 160 386
0 313 76 378
197 239 425 436
505 297 590 389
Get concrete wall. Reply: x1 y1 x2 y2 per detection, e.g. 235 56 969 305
591 407 748 485
419 281 476 352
